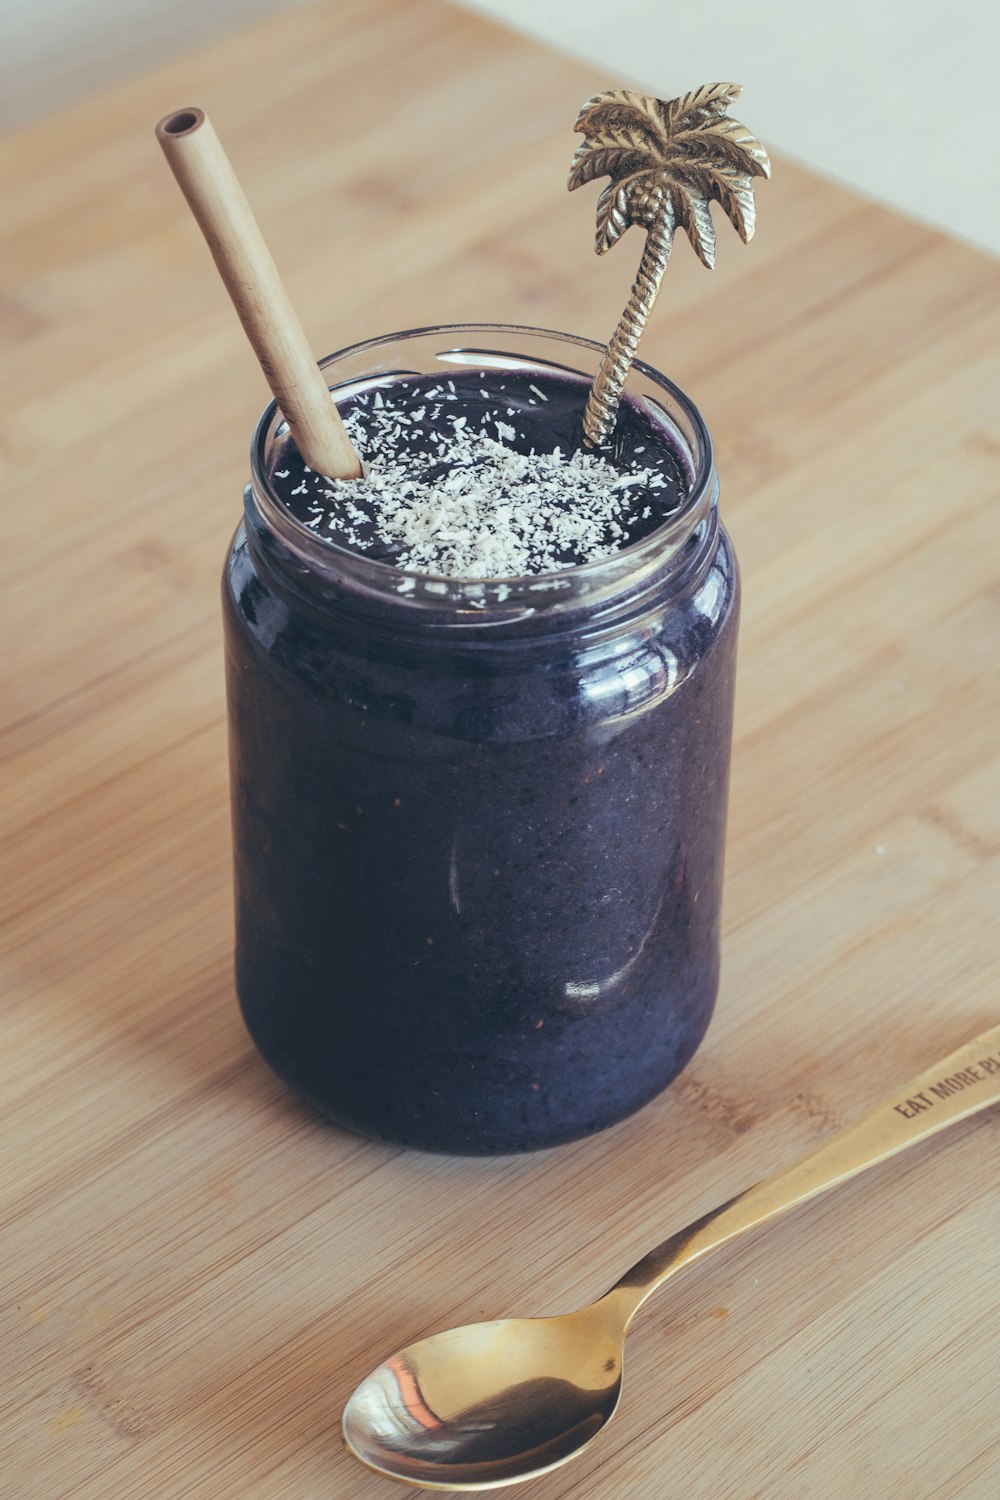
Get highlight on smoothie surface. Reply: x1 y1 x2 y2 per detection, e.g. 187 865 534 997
569 83 771 448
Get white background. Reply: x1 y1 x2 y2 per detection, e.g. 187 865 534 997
1 0 998 255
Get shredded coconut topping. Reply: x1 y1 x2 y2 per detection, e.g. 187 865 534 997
276 374 686 579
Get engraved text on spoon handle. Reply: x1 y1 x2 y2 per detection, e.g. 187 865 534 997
612 1021 1000 1317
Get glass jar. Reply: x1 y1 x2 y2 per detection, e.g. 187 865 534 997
223 325 738 1153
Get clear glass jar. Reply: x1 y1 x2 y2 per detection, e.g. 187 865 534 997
223 325 738 1153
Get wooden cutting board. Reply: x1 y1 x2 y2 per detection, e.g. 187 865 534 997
2 1 998 1495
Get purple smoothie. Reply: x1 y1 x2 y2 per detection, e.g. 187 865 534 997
223 328 737 1153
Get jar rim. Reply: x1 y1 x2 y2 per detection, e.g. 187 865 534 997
248 323 716 619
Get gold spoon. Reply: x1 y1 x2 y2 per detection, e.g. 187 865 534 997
343 1023 1000 1490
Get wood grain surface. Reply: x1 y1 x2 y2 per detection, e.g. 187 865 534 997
2 2 999 1496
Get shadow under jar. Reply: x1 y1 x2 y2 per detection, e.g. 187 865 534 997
223 325 739 1153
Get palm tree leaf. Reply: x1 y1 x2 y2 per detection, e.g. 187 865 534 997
663 82 741 129
676 117 771 178
707 162 758 242
594 182 630 254
568 139 653 191
672 183 716 269
654 151 761 241
592 171 661 251
574 90 667 151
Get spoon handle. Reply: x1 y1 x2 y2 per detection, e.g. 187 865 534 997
611 1022 1000 1318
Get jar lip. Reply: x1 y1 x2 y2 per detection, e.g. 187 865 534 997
249 323 715 615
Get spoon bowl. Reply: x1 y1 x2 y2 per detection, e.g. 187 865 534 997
342 1304 626 1490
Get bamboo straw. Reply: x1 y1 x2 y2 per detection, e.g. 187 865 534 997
155 107 362 479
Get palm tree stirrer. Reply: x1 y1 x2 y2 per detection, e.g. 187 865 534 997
569 83 770 449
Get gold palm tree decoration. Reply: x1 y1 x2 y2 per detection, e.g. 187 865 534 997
569 83 770 447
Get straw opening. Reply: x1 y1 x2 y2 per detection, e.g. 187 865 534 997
158 109 203 138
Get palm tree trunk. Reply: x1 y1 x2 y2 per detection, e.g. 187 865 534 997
582 209 674 449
